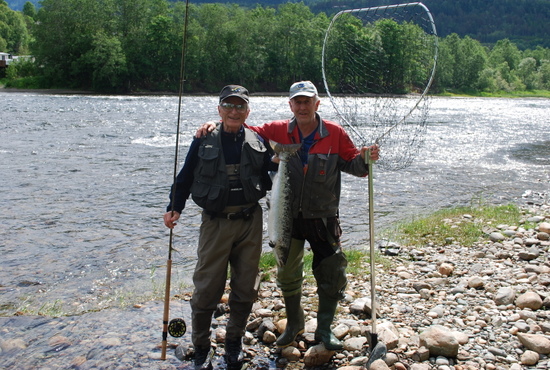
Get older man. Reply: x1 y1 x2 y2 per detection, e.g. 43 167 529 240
164 85 273 369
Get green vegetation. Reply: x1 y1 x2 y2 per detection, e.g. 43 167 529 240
389 204 530 248
1 1 550 94
259 248 391 285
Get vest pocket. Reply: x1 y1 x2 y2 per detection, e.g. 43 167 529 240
191 182 226 212
197 145 219 177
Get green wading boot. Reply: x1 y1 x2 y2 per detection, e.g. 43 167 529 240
276 293 305 347
314 293 343 350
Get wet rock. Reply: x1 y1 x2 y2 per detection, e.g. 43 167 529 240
262 330 277 344
71 356 87 367
100 337 121 347
0 338 27 351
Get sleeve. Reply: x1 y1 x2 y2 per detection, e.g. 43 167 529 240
166 137 201 213
338 126 368 177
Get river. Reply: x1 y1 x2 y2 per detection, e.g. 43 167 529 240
1 91 549 317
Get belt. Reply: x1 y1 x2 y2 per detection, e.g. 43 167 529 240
206 203 258 220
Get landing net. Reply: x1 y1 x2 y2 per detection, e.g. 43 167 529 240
322 2 438 170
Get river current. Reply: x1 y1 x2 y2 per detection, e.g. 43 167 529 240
0 91 548 316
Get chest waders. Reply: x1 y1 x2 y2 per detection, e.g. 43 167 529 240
276 218 347 350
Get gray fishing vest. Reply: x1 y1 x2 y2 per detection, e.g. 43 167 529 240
190 127 268 212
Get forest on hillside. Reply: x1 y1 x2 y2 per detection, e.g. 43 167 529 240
2 0 550 94
7 0 550 49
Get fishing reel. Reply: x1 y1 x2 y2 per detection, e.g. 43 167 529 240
168 317 187 338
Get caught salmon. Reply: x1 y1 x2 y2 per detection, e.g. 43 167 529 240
268 141 301 267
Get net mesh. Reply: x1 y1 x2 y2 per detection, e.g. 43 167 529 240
322 2 438 170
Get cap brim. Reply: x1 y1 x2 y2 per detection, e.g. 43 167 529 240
221 94 249 103
290 92 316 99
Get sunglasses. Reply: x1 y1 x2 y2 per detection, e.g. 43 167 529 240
220 102 248 113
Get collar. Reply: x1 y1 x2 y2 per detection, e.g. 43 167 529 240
288 113 329 138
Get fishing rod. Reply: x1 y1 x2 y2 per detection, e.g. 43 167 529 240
161 0 191 361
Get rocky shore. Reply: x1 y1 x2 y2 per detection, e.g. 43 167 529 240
1 201 548 369
201 201 550 370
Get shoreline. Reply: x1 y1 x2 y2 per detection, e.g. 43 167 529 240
2 86 550 99
1 201 549 369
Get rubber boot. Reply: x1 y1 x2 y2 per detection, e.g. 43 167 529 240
193 346 213 370
224 337 244 370
314 291 344 350
276 292 305 347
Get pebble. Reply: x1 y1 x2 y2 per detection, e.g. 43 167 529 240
0 202 548 369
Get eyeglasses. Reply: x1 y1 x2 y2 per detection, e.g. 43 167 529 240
220 102 248 113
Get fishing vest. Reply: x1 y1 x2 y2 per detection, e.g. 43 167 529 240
190 127 268 213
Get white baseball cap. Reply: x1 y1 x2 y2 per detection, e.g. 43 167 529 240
289 81 318 99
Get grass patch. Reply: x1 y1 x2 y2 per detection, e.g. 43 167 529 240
435 90 550 98
258 247 391 283
389 203 525 247
4 76 45 89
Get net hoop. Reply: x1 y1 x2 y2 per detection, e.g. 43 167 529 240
322 2 438 148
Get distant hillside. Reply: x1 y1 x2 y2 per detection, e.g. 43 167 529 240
7 0 550 48
308 0 550 49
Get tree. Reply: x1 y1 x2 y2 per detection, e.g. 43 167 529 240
33 0 118 87
489 39 522 70
516 57 538 90
80 31 128 91
433 33 460 90
538 60 550 89
457 36 487 90
22 1 36 19
0 0 30 53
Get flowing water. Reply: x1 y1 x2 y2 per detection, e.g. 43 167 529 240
1 91 549 317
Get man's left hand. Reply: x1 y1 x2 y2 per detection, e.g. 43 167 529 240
361 145 380 161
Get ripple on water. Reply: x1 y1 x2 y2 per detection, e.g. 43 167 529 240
508 140 550 166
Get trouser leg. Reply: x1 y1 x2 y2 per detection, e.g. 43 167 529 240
275 238 306 347
191 213 232 348
276 237 305 296
226 206 262 341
